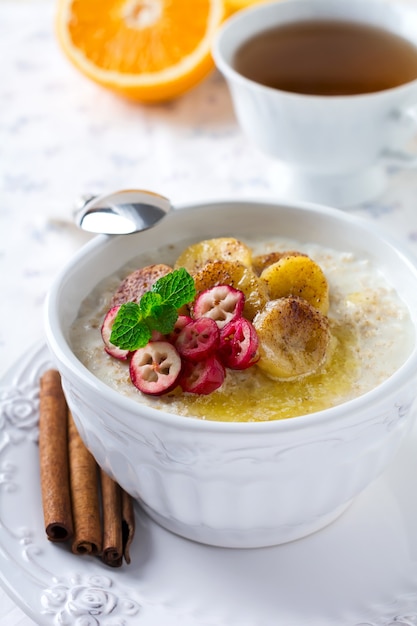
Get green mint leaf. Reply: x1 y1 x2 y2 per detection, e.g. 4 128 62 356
152 267 196 308
110 302 151 350
147 303 179 334
139 291 162 317
108 268 196 351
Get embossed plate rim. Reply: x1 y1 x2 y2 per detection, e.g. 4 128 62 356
1 342 417 626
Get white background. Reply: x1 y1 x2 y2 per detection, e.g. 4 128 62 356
1 0 417 623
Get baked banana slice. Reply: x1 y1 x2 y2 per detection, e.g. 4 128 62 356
175 237 253 273
111 264 172 306
253 296 331 380
192 259 268 320
260 254 329 314
252 250 306 275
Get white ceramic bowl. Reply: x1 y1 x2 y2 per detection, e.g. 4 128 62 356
45 200 417 548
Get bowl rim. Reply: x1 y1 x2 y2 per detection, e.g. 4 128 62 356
44 197 417 434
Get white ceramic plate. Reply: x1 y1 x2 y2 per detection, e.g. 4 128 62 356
1 343 417 626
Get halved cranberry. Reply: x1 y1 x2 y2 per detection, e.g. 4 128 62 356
150 330 166 342
192 285 245 329
179 356 225 395
168 314 193 343
175 317 219 362
219 317 259 370
129 341 181 395
101 306 130 360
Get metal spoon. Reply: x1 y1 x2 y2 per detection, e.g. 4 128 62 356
74 189 172 235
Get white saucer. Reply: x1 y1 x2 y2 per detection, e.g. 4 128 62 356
267 161 386 208
1 343 417 626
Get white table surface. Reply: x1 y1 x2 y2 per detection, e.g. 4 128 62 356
2 1 417 624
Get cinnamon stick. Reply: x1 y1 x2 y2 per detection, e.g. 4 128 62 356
67 411 102 555
38 372 135 564
100 470 123 567
39 369 73 542
121 489 135 564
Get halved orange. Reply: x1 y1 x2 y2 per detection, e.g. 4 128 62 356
55 0 227 103
225 0 271 13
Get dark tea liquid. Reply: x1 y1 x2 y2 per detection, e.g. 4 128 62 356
233 20 417 95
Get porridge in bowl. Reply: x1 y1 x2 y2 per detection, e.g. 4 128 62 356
46 200 417 547
70 235 412 422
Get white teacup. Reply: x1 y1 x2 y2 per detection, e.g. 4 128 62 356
213 0 417 207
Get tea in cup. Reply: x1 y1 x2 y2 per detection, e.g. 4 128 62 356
213 0 417 206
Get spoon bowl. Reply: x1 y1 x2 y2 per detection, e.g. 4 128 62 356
75 189 172 235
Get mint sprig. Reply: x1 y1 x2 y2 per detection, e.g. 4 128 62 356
109 267 195 351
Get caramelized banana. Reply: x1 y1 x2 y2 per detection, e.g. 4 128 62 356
175 237 252 273
260 254 329 314
111 264 172 306
252 250 306 275
253 296 331 380
192 259 268 320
